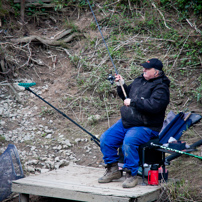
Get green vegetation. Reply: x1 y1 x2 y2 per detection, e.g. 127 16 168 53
193 74 202 102
163 179 201 201
73 0 202 105
52 0 94 11
40 107 54 116
41 133 47 137
0 1 8 17
160 0 202 17
0 135 6 143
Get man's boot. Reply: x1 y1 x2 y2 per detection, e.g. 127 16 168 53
122 169 138 188
98 162 121 183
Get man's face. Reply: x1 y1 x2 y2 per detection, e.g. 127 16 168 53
143 68 157 80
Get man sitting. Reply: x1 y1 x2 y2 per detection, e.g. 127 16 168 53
98 58 170 188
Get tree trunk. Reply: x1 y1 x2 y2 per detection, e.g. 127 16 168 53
21 0 25 22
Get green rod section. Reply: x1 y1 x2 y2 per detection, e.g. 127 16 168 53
151 142 202 160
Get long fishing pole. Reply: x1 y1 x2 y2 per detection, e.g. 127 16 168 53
166 139 202 163
18 83 100 147
86 0 127 98
151 142 202 160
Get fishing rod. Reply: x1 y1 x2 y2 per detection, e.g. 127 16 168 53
166 139 202 163
18 83 100 147
151 142 202 160
86 0 127 98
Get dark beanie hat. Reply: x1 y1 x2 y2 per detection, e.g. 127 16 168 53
141 58 163 70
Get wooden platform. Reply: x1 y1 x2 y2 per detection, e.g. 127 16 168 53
12 164 161 202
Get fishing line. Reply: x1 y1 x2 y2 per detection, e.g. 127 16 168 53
86 0 118 75
87 0 127 98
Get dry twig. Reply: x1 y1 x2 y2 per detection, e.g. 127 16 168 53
170 34 190 71
186 19 202 34
103 94 110 128
11 32 83 47
0 82 21 102
151 2 171 30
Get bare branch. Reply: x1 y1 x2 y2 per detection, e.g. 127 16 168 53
151 2 171 30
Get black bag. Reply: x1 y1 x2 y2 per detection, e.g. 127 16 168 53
120 106 143 128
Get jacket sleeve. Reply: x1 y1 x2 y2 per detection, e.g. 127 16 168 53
130 84 170 114
117 83 132 101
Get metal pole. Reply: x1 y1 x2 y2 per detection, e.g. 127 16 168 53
18 83 100 147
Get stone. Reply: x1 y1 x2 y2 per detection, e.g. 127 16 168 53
62 139 71 147
40 169 50 173
13 83 24 91
55 157 60 162
75 138 81 143
45 160 55 169
45 129 53 133
0 107 4 116
45 134 52 139
88 114 101 123
26 160 39 165
26 166 35 172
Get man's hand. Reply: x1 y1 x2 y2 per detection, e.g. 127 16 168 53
124 98 131 107
115 74 124 86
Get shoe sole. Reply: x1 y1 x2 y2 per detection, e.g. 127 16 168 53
122 179 138 188
98 174 122 183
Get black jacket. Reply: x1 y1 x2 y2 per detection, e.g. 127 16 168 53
117 73 170 132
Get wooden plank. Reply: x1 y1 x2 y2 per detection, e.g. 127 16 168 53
12 164 161 202
14 184 131 202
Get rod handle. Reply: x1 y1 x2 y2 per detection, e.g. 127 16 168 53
119 80 127 99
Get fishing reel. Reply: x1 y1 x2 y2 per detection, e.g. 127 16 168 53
107 73 115 85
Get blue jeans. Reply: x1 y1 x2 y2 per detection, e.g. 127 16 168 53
100 119 159 176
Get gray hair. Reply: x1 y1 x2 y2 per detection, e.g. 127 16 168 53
155 69 163 76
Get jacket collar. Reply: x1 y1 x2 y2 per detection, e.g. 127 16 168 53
140 72 170 86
